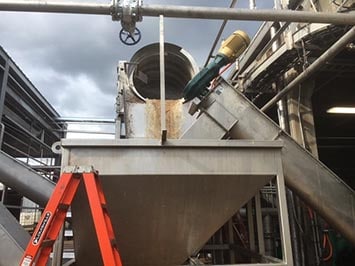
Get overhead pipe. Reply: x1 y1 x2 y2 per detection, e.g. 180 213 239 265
141 5 355 24
0 1 111 14
261 26 355 112
1 1 355 25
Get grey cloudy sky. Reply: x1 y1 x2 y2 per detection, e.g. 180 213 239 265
0 0 274 119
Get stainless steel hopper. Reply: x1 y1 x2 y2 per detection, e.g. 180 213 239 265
61 139 288 265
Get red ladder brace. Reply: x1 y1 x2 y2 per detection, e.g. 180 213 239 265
19 166 123 266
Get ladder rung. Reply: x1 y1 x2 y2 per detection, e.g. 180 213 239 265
110 238 117 247
58 203 70 210
20 170 122 266
41 239 55 247
73 173 81 179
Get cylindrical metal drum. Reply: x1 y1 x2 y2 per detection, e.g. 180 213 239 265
128 43 199 100
123 43 199 138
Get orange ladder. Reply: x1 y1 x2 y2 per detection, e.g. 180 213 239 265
19 166 122 266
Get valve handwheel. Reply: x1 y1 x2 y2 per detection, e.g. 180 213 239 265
119 28 141 45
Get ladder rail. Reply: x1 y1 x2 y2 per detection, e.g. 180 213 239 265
20 169 122 266
83 172 123 266
96 174 122 265
36 174 81 266
20 172 80 266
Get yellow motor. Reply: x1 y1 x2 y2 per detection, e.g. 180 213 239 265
218 30 251 61
183 30 250 101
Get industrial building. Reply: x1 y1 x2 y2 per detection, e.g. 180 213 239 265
0 0 354 266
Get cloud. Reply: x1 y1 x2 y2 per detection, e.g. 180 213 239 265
26 66 115 117
0 0 273 121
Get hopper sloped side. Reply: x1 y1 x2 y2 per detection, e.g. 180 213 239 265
71 174 272 265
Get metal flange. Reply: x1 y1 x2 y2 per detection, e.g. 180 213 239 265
112 0 142 33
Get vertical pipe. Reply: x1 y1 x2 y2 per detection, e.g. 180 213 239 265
274 0 282 10
263 214 274 256
249 0 256 9
255 193 265 254
277 99 289 132
286 189 303 266
228 219 236 263
115 91 122 139
288 80 322 265
218 228 224 264
270 28 300 264
275 163 294 265
159 15 167 142
247 200 256 252
280 69 304 266
276 88 302 266
51 225 64 266
116 62 126 139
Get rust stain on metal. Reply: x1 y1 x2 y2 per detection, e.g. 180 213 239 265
145 99 183 139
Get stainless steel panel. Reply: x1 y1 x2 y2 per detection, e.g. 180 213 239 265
182 79 355 246
61 140 282 265
0 202 30 266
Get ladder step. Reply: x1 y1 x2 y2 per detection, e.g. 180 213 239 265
110 238 117 247
58 203 70 210
41 239 55 247
20 170 122 266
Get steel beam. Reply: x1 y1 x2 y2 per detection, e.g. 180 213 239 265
238 23 328 93
5 88 60 137
232 21 274 77
3 114 53 152
0 59 9 121
182 79 355 246
262 26 355 112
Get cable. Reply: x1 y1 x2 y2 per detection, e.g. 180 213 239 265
322 231 333 262
204 0 238 67
211 62 233 89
